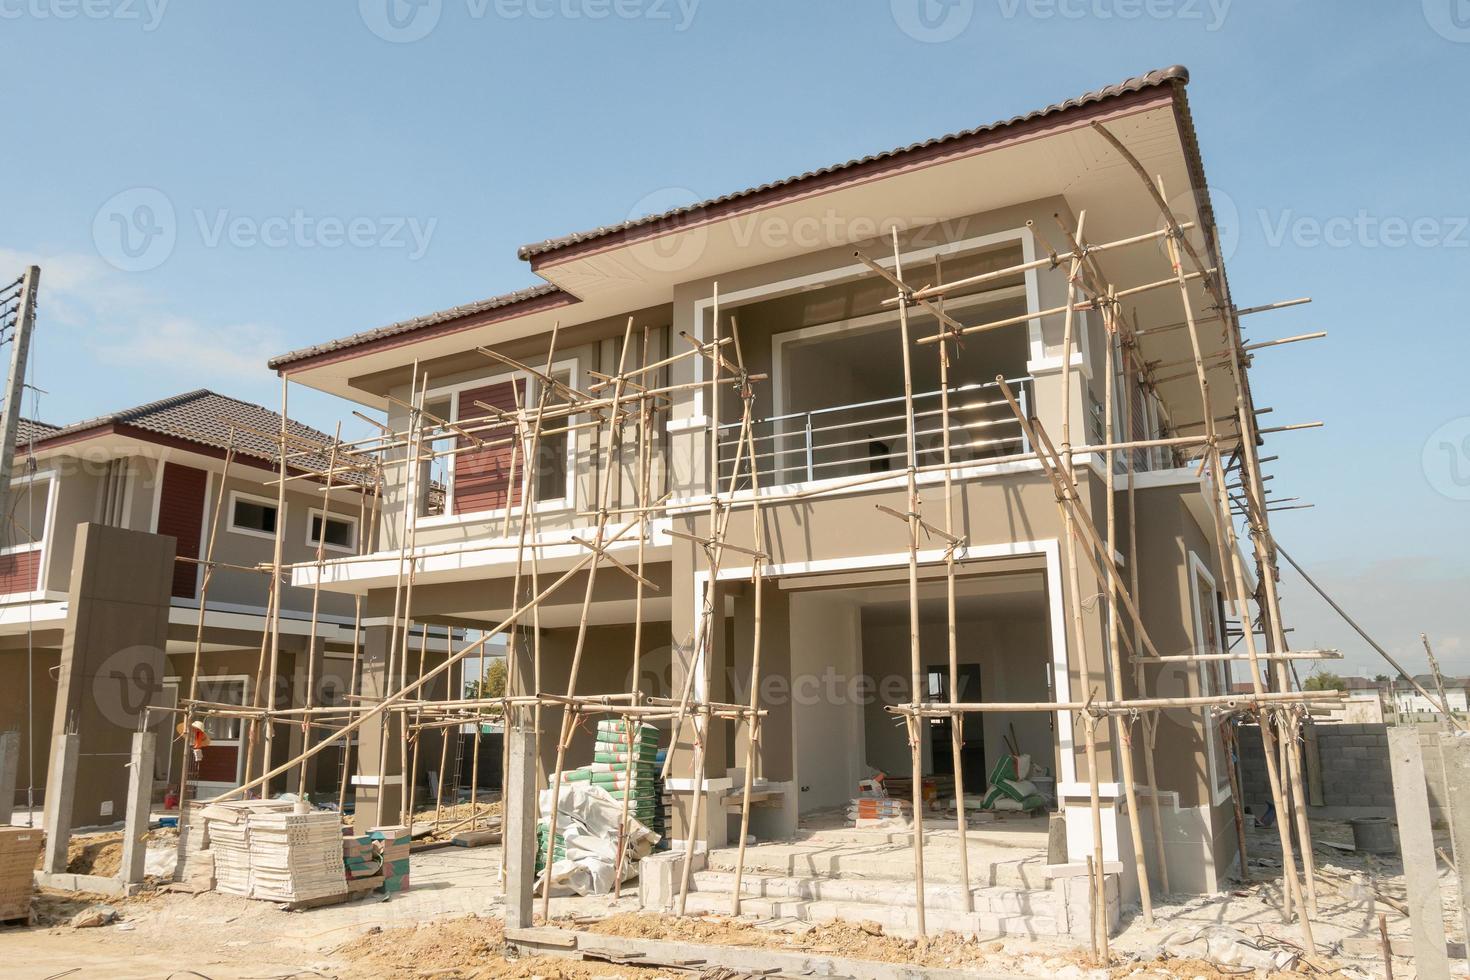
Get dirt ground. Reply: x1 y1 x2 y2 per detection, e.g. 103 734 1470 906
0 817 1461 979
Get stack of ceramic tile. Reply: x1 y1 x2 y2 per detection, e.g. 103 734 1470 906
198 800 294 898
247 810 346 903
0 827 44 921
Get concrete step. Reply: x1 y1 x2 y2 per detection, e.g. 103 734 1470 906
706 842 1049 889
680 889 1065 939
691 869 1059 917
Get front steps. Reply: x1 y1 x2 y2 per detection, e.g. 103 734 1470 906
640 840 1120 941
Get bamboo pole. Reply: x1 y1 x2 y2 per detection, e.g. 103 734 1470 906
1100 290 1154 924
728 319 769 917
203 515 644 805
176 431 238 837
932 253 974 915
1131 167 1308 945
295 422 341 800
891 228 930 937
541 317 637 921
614 325 654 900
1120 313 1171 893
1051 210 1109 961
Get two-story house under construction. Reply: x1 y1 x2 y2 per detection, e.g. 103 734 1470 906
267 66 1321 933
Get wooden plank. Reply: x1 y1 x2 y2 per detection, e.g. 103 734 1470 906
1386 727 1450 977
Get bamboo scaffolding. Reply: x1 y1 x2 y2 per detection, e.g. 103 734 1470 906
168 153 1347 962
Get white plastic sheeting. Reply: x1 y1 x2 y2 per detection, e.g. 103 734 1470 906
536 782 660 896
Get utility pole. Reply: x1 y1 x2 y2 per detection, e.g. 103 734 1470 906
0 266 40 535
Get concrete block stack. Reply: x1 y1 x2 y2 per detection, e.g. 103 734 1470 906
0 827 44 921
367 825 411 894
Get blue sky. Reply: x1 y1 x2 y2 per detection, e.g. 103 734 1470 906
0 1 1465 675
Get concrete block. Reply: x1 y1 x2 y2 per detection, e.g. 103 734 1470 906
639 849 705 911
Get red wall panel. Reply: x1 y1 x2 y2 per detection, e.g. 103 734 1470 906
158 462 207 599
454 380 525 515
0 549 40 595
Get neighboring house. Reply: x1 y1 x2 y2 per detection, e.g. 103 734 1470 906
0 390 374 815
271 66 1284 894
1393 674 1468 719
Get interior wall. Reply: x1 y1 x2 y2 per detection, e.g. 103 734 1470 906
788 593 864 813
861 610 1052 781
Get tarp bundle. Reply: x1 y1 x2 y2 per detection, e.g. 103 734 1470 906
981 754 1046 812
536 781 660 895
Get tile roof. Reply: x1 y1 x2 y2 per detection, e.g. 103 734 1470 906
269 65 1194 372
18 389 363 481
267 282 565 371
15 418 61 446
515 65 1191 262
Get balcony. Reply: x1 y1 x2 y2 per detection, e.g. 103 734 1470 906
716 377 1034 491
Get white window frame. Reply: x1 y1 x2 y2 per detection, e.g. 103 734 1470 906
1188 552 1233 806
227 489 283 542
415 356 579 529
769 285 1030 420
188 673 250 792
305 506 359 554
0 469 60 601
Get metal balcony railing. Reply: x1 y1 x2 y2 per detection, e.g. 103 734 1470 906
716 376 1034 490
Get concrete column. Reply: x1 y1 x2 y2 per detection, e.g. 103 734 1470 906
502 721 537 930
40 733 78 874
0 730 18 825
121 731 156 885
1437 733 1470 969
1387 727 1450 976
353 625 403 833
